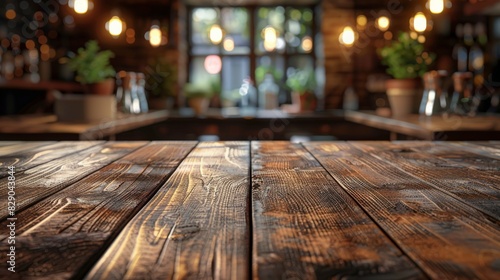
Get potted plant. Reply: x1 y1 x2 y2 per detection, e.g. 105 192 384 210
145 57 177 110
286 68 317 112
379 32 434 116
184 80 217 115
68 40 116 95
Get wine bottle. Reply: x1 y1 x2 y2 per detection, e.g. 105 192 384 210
452 24 468 72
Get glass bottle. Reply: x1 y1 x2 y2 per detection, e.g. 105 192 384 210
343 86 358 110
239 77 257 108
452 24 468 72
258 73 279 110
469 23 486 87
449 72 473 115
136 72 149 113
129 72 141 114
420 70 449 116
116 71 126 112
117 72 140 114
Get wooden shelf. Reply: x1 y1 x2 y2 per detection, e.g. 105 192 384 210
0 79 84 93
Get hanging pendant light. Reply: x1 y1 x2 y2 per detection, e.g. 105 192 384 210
69 0 93 14
263 26 277 52
209 24 223 45
339 26 355 47
223 36 234 52
376 16 390 32
74 0 88 14
428 0 444 14
106 16 126 38
149 24 162 47
412 12 427 33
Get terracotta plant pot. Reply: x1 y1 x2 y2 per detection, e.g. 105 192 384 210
292 91 317 112
188 97 210 115
386 78 422 117
84 78 115 95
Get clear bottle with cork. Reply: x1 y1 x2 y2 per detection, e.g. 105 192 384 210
258 73 279 110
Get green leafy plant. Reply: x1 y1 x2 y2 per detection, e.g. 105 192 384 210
184 78 220 99
379 32 435 79
286 68 316 93
255 65 283 85
68 40 116 84
145 58 177 98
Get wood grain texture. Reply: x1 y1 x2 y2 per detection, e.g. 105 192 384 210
467 141 500 150
0 142 147 220
0 141 102 177
0 141 22 146
449 142 500 160
0 111 168 140
345 111 500 140
86 142 250 280
0 141 55 156
352 141 500 220
251 141 424 279
304 142 500 280
0 142 196 279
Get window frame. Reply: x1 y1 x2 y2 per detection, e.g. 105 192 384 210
186 4 319 103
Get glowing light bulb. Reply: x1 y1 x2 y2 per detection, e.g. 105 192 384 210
356 15 367 27
149 25 161 47
413 12 427 33
429 0 444 14
209 24 223 44
377 16 390 31
106 16 124 37
223 36 234 52
339 26 355 46
74 0 88 14
263 26 277 52
301 36 313 52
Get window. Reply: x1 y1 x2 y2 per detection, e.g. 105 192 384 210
187 5 321 106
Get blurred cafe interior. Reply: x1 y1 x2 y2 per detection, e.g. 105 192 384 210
0 0 499 141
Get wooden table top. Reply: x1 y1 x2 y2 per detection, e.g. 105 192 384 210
345 110 500 140
0 141 499 279
0 110 169 140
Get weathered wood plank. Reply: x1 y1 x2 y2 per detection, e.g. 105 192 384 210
0 141 147 220
468 141 500 150
0 142 196 279
86 142 250 280
251 141 424 279
0 141 55 156
352 141 500 219
304 142 500 280
0 141 22 147
449 142 500 160
0 141 102 177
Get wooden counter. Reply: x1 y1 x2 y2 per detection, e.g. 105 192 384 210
0 110 169 140
345 110 500 140
0 79 84 93
0 141 498 279
0 109 388 141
